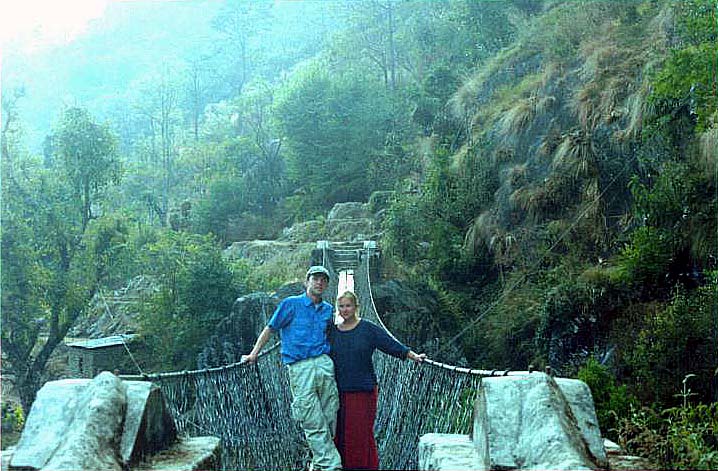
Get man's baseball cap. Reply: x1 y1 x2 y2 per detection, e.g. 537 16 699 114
306 265 330 280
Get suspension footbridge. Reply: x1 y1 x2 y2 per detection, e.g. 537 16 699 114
124 241 530 470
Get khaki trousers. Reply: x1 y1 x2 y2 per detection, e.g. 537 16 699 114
287 354 341 471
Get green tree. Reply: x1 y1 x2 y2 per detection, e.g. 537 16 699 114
138 231 236 370
578 357 637 439
212 0 273 94
274 62 393 215
625 283 718 405
2 105 126 410
1 156 128 410
54 107 121 231
650 0 716 131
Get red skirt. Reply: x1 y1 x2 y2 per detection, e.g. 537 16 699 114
334 387 379 470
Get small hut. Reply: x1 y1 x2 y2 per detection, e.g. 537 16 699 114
66 334 138 378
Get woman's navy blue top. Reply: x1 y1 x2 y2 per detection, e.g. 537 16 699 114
329 319 410 392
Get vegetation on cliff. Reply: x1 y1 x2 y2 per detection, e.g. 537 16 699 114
2 0 715 462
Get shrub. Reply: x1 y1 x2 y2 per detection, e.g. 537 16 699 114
616 391 718 469
623 281 718 405
138 231 237 371
615 226 674 289
577 357 637 440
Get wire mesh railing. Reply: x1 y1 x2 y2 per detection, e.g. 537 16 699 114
121 241 529 470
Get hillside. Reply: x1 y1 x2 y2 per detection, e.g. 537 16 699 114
2 1 716 466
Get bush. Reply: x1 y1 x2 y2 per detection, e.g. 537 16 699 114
623 281 718 405
138 231 238 371
1 403 24 433
615 226 674 289
616 392 718 470
577 357 637 440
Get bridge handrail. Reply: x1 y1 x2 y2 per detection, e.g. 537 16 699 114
360 245 532 378
120 341 281 381
115 241 529 470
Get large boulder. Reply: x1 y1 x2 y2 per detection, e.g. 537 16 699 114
278 220 326 243
419 373 608 471
419 434 480 471
70 275 158 338
370 280 466 363
327 202 369 221
223 240 313 264
273 282 306 301
371 280 440 343
473 373 607 470
121 381 177 465
9 373 219 471
12 372 127 471
138 436 222 470
326 218 375 242
324 202 377 242
196 282 304 369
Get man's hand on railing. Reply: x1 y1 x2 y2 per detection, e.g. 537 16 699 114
241 353 258 365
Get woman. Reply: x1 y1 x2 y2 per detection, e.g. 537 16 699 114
329 290 426 470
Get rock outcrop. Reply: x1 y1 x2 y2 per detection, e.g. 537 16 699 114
70 275 158 338
419 372 608 470
197 281 305 369
12 374 127 471
8 372 220 471
197 292 279 368
473 373 607 470
371 280 465 364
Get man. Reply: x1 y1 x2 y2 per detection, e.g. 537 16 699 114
242 265 341 471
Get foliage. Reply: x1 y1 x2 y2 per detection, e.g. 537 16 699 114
469 276 542 369
187 132 287 241
577 357 637 440
525 1 615 63
615 226 674 289
137 230 237 371
621 282 718 405
1 403 25 434
274 60 397 216
674 0 716 45
536 272 598 370
3 1 718 441
227 244 314 295
384 145 498 282
649 0 717 131
2 104 128 410
54 107 121 230
616 394 718 469
382 192 424 265
651 43 717 132
627 158 716 271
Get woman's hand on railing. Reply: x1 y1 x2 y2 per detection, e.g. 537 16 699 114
408 351 426 363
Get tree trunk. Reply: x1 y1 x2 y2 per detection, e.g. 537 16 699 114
83 180 91 231
387 1 397 90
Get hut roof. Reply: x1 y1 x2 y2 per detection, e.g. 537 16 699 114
66 334 136 350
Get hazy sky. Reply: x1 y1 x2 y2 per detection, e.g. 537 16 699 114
0 0 109 54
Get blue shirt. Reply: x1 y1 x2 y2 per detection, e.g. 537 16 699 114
329 319 410 392
268 293 333 365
